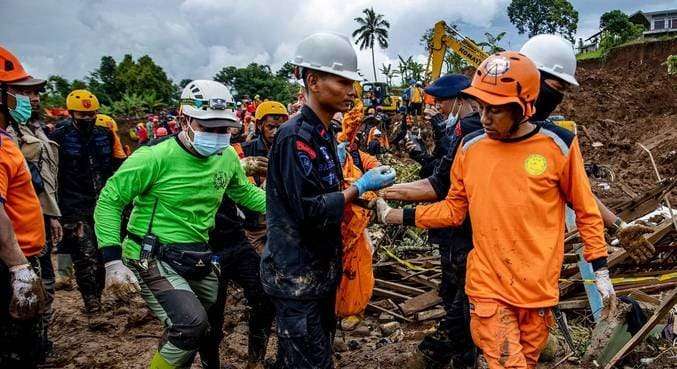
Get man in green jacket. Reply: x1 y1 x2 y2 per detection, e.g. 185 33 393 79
94 80 265 369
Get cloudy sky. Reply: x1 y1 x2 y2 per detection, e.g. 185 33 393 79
2 0 673 84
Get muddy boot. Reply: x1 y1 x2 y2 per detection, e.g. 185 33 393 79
83 297 107 330
244 362 265 369
247 331 269 366
404 350 445 369
54 275 74 291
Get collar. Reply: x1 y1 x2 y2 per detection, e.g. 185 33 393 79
497 124 540 143
300 105 332 142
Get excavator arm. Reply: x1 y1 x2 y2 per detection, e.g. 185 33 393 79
427 21 489 81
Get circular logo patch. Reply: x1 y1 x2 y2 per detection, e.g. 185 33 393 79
82 99 92 109
484 55 510 76
524 154 547 176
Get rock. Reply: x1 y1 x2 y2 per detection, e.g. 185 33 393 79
333 337 348 352
352 325 371 337
378 312 394 322
539 334 559 362
347 339 360 350
379 321 401 336
340 315 361 331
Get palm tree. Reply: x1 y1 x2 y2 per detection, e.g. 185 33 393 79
408 61 425 82
379 63 398 87
478 31 506 53
397 55 413 86
352 7 390 82
444 52 468 74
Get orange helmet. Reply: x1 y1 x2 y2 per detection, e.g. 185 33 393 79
0 46 30 83
462 51 540 119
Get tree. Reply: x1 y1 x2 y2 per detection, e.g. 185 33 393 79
275 62 296 80
179 79 193 89
444 52 468 74
408 61 425 82
396 55 413 86
598 10 644 49
478 32 506 53
507 0 579 42
214 63 298 104
352 7 390 82
379 63 397 86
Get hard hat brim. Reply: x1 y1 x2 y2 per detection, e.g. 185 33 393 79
462 86 524 111
540 67 579 87
181 105 240 125
291 62 361 82
192 117 242 128
7 76 46 88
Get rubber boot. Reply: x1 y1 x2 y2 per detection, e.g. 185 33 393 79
150 351 177 369
247 331 269 366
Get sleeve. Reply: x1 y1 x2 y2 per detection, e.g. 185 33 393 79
111 132 127 159
224 153 266 213
0 146 14 203
93 147 158 254
427 154 453 200
560 137 608 264
277 136 344 227
410 147 468 229
358 151 380 171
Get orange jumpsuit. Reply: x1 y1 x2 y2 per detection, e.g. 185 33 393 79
407 124 607 368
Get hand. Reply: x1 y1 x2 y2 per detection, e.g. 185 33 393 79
594 269 617 319
618 223 655 263
50 217 63 245
9 264 47 320
241 156 268 177
336 142 348 166
424 106 439 121
354 166 396 195
104 260 140 300
404 137 422 155
373 198 393 224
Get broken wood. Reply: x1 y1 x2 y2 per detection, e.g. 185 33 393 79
373 287 411 301
375 279 426 296
416 308 446 322
602 287 677 369
399 290 442 316
366 303 413 323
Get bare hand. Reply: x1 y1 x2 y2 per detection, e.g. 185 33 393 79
50 217 63 245
241 156 269 177
618 224 656 263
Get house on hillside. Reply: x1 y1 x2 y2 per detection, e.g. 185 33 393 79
631 9 677 36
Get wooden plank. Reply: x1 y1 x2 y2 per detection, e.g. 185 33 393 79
398 290 442 316
375 279 426 296
558 298 588 310
392 265 440 289
626 290 662 306
603 288 677 369
366 303 413 323
417 308 446 322
372 287 411 301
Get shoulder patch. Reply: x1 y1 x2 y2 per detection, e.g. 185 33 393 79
295 140 317 160
539 122 574 156
297 152 314 175
461 129 487 151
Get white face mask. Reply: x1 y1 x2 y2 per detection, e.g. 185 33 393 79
445 98 461 130
187 124 231 156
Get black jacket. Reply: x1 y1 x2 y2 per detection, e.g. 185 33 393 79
50 120 120 221
261 106 345 299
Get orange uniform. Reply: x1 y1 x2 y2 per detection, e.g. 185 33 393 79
409 124 607 308
0 131 45 257
367 126 389 150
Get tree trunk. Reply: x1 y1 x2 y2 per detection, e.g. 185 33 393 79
371 47 378 82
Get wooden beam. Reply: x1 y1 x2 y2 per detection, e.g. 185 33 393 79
366 303 413 323
372 287 411 301
399 290 442 316
417 308 446 322
375 279 426 296
603 288 677 369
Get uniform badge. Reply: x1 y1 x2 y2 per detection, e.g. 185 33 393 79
524 154 547 176
298 152 313 175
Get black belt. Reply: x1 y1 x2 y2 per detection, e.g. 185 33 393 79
126 233 209 256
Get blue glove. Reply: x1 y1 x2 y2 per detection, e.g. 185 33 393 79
354 165 396 195
337 142 348 166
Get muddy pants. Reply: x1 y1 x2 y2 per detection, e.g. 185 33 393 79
418 240 476 368
128 258 218 368
201 237 275 368
272 296 336 369
61 219 104 311
0 257 44 369
469 297 553 369
37 222 56 357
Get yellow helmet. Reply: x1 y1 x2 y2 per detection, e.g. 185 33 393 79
95 114 118 132
255 101 288 121
66 89 100 112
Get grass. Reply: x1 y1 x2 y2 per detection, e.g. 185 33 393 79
576 34 677 61
577 49 605 61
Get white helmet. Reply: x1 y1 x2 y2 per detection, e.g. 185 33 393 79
291 32 360 81
180 80 240 127
520 34 579 87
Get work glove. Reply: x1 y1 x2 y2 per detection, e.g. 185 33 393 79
104 260 141 300
241 156 268 177
373 198 394 224
594 269 617 319
353 166 396 195
337 142 348 167
9 264 47 320
617 223 656 263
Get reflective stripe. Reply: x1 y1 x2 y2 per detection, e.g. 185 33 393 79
462 133 487 151
540 128 570 156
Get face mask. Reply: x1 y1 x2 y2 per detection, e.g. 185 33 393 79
532 79 564 121
9 94 32 125
188 124 231 156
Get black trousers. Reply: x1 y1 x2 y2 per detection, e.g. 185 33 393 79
272 295 336 369
201 236 275 368
61 218 105 309
418 240 476 368
0 257 44 369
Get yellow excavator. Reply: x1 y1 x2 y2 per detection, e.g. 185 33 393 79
425 20 488 82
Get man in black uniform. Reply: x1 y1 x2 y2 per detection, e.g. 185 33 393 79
50 89 121 317
261 32 396 369
383 74 482 369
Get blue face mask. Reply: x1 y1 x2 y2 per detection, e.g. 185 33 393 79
188 125 231 156
9 94 32 125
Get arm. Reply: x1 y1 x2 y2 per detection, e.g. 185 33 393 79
94 147 157 261
594 195 621 228
382 179 437 202
0 153 27 266
561 137 608 267
224 153 266 213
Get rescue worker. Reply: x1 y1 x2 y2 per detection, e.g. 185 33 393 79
95 114 128 159
385 74 481 369
94 80 266 369
5 67 62 361
375 51 615 369
0 45 48 369
50 89 121 318
261 32 396 369
519 34 656 262
409 81 424 120
200 101 286 369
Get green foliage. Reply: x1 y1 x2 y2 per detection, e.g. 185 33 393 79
214 63 298 104
275 62 296 80
598 10 644 49
353 7 390 81
444 52 468 74
478 32 506 53
507 0 579 42
379 63 398 87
